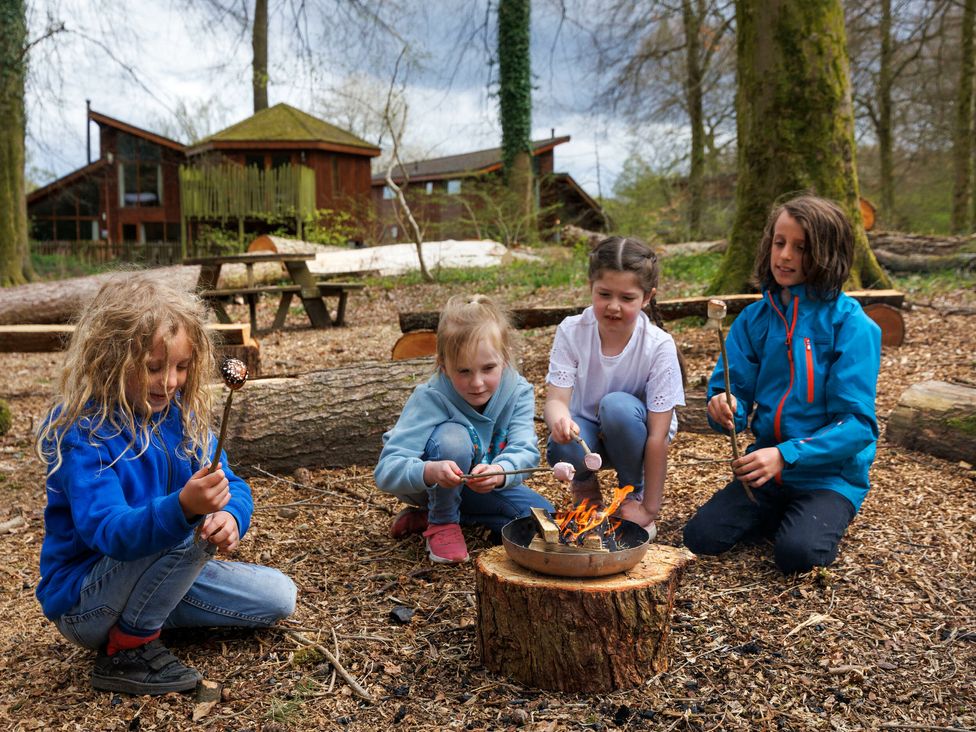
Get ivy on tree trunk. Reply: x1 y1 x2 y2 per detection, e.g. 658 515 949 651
0 0 29 286
498 0 533 234
710 0 890 294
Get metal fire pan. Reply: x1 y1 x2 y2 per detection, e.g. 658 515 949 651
501 515 651 578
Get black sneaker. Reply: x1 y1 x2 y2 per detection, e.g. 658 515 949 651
91 640 201 695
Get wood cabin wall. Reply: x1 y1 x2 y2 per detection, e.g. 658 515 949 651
99 126 185 244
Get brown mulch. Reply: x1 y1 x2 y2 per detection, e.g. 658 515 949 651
0 270 974 731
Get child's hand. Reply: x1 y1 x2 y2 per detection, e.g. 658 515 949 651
732 447 784 488
423 460 464 488
707 393 738 432
550 416 579 444
614 499 657 530
199 510 240 554
465 463 504 493
179 463 231 519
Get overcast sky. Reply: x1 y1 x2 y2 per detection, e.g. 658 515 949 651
24 0 674 198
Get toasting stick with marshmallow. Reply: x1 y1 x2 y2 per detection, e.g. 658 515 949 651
459 461 578 482
571 432 603 471
196 358 249 541
707 299 756 504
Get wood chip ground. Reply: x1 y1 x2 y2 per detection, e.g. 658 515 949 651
0 271 973 731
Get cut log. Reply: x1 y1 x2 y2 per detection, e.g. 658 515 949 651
222 358 435 475
886 381 976 463
391 330 438 360
398 290 907 332
475 544 695 692
0 323 252 352
862 303 905 347
0 266 201 325
868 230 976 256
873 249 976 272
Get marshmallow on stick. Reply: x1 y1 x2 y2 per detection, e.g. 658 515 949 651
458 461 577 482
572 432 603 471
707 299 756 504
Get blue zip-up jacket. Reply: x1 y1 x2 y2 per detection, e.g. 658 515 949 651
374 366 539 501
36 405 253 620
707 285 881 510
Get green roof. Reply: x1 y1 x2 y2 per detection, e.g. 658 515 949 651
200 103 378 151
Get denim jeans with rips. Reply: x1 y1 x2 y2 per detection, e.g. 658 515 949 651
423 422 553 531
54 532 297 650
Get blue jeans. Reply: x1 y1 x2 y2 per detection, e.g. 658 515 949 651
54 533 297 650
682 480 857 574
546 392 648 496
423 422 553 531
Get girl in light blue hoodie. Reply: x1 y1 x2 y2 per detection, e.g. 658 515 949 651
375 295 553 564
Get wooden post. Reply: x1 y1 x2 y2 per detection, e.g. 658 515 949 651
475 545 694 692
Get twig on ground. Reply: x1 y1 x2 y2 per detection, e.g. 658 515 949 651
284 630 373 703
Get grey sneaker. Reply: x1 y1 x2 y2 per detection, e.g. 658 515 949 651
570 475 603 506
91 640 201 695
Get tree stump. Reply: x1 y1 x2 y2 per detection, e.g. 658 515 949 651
475 544 695 693
886 380 976 463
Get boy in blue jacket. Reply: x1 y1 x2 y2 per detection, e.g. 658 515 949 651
375 295 553 564
683 195 881 574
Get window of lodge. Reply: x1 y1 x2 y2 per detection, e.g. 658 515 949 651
116 132 163 207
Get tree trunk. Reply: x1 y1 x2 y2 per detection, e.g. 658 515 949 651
498 0 534 234
952 0 975 233
252 0 269 113
0 0 29 286
886 380 976 463
223 358 434 475
475 545 695 692
0 266 200 325
710 0 891 294
683 0 706 239
878 0 895 224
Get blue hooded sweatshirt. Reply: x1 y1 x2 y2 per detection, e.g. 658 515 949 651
36 405 252 620
707 285 881 510
374 366 539 502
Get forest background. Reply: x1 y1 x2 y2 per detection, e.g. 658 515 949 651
15 0 976 247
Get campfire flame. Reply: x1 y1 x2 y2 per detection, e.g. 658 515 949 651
555 485 634 545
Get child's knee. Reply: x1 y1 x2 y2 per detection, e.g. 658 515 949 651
773 536 835 575
262 570 297 622
682 513 729 556
424 422 475 468
598 391 643 423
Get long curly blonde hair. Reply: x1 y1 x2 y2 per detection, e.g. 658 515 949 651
36 272 216 474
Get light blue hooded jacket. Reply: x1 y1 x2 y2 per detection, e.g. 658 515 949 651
374 366 539 502
707 285 881 510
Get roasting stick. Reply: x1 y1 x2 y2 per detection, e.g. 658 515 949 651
195 358 249 542
707 299 756 504
571 431 604 471
458 462 577 482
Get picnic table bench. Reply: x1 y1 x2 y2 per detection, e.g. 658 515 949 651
183 252 364 332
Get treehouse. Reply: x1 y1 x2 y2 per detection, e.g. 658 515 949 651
371 134 607 244
27 103 380 260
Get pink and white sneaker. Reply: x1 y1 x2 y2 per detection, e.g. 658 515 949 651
423 523 469 564
389 508 428 539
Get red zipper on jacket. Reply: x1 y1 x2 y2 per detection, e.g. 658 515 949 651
804 337 814 402
767 292 799 443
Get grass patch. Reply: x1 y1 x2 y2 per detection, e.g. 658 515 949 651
30 252 117 281
891 268 976 297
660 252 722 298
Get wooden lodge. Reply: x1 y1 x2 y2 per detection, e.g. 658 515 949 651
370 135 608 244
27 103 380 259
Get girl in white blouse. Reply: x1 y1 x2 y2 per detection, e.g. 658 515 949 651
543 237 685 539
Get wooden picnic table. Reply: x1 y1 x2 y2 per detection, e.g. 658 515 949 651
182 252 362 332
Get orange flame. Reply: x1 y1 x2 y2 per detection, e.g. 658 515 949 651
555 485 635 544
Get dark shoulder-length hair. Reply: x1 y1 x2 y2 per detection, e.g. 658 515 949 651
753 194 853 300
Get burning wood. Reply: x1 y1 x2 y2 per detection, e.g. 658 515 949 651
527 486 637 554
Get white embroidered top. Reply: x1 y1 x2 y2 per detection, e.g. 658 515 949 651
546 307 685 440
